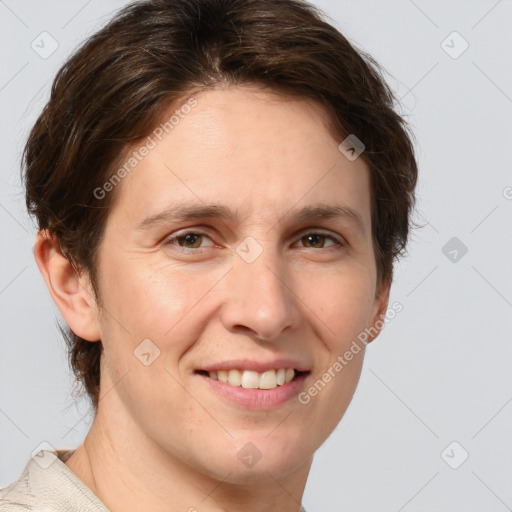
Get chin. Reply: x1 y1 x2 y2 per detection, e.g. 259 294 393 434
198 432 313 484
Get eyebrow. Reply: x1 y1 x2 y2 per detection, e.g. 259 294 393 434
136 202 366 235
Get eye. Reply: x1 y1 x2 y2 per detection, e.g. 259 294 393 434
163 231 215 250
294 231 344 250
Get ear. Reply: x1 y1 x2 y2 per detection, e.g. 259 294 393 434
366 277 391 344
33 230 101 342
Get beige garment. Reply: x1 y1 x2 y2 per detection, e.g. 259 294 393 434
0 449 110 511
0 449 308 512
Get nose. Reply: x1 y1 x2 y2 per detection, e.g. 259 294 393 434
219 242 301 342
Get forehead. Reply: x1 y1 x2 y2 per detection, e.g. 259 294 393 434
108 85 372 230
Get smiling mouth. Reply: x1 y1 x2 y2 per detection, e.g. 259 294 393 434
195 368 309 390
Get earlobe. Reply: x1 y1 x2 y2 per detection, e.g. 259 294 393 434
33 230 101 342
367 278 391 344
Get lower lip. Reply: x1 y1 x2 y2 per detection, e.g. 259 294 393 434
197 372 310 410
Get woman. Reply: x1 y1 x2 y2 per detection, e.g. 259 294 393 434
0 0 417 510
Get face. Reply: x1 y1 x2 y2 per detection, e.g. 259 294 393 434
90 85 389 483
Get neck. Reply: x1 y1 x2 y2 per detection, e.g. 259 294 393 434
64 391 311 512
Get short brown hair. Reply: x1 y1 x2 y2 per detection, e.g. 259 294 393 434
23 0 418 412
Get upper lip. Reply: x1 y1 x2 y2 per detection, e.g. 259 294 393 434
197 358 311 373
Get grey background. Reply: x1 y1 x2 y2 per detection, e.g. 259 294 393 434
1 1 511 510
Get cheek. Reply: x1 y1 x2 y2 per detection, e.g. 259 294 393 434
100 257 214 340
296 265 376 348
301 268 374 431
96 257 231 398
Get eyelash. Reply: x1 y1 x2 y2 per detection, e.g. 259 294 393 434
162 229 345 252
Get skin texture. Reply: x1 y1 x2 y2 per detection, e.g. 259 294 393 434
34 85 390 512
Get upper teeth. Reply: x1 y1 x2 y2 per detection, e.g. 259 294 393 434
208 368 296 389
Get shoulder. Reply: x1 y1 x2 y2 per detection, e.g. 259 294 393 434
0 461 39 511
0 449 108 512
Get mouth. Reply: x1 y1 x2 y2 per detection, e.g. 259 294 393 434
194 367 311 410
194 368 310 390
